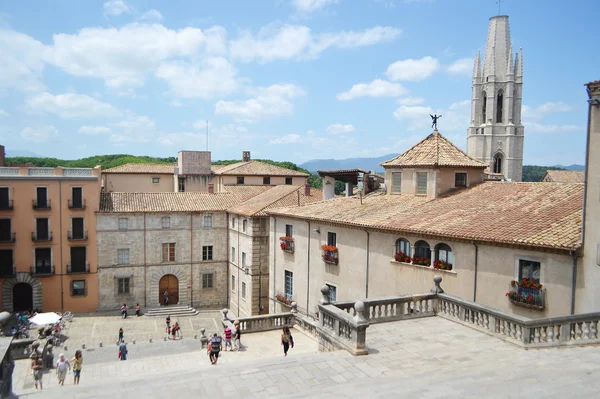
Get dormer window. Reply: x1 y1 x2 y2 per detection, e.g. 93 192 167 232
455 173 467 188
391 173 402 194
416 172 427 195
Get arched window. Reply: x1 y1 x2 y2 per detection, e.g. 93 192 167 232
434 243 454 270
493 153 503 174
395 238 411 262
413 240 431 266
496 90 503 123
481 91 487 123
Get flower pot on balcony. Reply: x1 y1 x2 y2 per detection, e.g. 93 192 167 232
506 279 545 310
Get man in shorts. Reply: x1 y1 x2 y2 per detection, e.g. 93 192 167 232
224 327 232 351
209 333 222 365
30 353 43 390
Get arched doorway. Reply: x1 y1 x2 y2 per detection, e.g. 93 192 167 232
159 274 179 305
13 283 33 312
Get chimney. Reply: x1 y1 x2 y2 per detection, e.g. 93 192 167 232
242 151 251 162
304 183 311 196
208 183 214 194
322 176 335 200
0 145 5 167
178 151 211 175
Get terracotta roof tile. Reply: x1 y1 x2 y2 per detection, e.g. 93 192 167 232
269 182 583 251
213 161 309 177
228 185 323 217
102 163 223 174
381 131 488 169
542 170 584 183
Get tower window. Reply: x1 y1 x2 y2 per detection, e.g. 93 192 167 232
493 153 503 174
496 91 503 123
482 91 487 123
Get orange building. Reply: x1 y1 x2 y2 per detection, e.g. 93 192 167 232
0 165 101 313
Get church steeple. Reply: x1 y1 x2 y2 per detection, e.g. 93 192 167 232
466 15 524 182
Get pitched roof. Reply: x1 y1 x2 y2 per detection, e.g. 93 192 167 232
102 163 223 174
381 131 488 169
213 161 309 177
99 186 268 213
542 170 585 184
228 185 323 217
269 182 583 251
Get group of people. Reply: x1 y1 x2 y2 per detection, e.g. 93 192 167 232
30 350 83 390
120 303 141 318
165 315 183 339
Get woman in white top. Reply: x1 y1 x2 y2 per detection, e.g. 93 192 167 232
56 353 71 386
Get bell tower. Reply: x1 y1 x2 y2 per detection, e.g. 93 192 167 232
467 15 524 182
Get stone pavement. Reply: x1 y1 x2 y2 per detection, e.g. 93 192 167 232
13 317 600 398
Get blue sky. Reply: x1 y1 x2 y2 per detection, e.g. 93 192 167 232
0 0 597 165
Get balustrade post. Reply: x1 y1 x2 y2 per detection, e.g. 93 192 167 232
430 275 444 294
319 285 330 305
560 323 571 343
521 327 531 345
291 302 298 314
489 316 497 333
353 301 369 353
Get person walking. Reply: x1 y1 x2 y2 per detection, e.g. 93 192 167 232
224 327 232 351
71 350 83 385
209 333 222 365
56 353 71 386
234 323 243 351
281 326 294 357
174 321 182 339
118 328 124 344
30 353 43 390
165 315 171 334
119 340 128 361
135 303 141 317
163 291 169 306
121 304 128 319
171 323 177 340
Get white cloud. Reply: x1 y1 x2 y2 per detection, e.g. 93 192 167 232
109 113 155 143
269 134 302 144
215 84 306 122
397 97 424 106
386 56 439 81
21 124 60 143
327 123 356 134
140 9 163 22
393 105 434 130
336 79 407 101
103 0 132 16
0 29 47 92
230 23 401 63
527 123 582 134
393 100 470 131
535 102 573 114
292 0 339 13
0 109 8 117
155 57 239 99
447 57 473 75
449 100 470 110
156 132 205 146
78 125 112 135
26 92 121 119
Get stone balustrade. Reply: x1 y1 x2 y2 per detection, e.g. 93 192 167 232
333 294 436 324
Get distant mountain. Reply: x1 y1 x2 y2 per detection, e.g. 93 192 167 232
6 149 43 158
554 164 585 171
299 154 396 174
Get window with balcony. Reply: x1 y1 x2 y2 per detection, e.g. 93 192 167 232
280 224 294 252
70 187 84 209
0 249 13 277
202 245 213 261
118 278 130 294
69 246 88 273
237 176 244 184
34 248 52 274
34 218 50 241
326 283 337 302
34 187 49 209
413 240 431 266
203 215 212 228
508 259 544 309
392 173 402 194
285 177 292 185
263 176 270 185
162 243 175 262
0 219 12 242
117 249 130 265
162 217 170 229
70 217 85 240
71 280 86 296
118 218 128 230
434 243 454 271
416 172 428 195
284 270 293 301
394 238 411 263
202 273 213 289
455 173 467 188
0 188 11 210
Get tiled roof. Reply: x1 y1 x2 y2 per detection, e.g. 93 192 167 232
269 182 583 251
228 185 323 217
102 163 177 174
213 161 309 177
318 169 370 175
99 187 267 213
381 131 488 169
542 170 584 184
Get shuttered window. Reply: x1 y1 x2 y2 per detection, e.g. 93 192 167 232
392 173 402 194
416 172 428 195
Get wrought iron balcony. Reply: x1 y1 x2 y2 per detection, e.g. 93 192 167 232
0 200 13 210
0 233 16 243
67 263 90 274
30 264 55 276
68 231 88 241
32 199 51 210
0 264 15 278
68 199 86 210
31 232 52 242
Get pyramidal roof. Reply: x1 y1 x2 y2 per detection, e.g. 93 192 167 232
381 131 488 169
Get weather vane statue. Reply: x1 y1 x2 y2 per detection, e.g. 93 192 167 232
430 114 442 130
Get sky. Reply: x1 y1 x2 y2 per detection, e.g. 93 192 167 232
0 0 598 165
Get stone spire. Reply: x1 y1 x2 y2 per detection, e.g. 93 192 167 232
515 47 523 78
483 15 511 79
506 46 514 77
473 50 481 81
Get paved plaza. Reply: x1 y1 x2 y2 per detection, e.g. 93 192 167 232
12 316 600 398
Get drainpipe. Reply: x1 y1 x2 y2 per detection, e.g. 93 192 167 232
306 221 311 314
364 229 370 298
237 216 240 316
272 216 277 313
143 214 147 307
189 211 193 308
581 100 592 249
59 180 64 312
226 212 230 310
570 250 577 315
472 240 478 302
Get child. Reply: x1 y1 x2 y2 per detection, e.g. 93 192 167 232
171 324 177 340
224 327 232 351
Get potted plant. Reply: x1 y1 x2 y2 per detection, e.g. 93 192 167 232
412 257 431 266
394 251 412 263
433 260 453 270
321 244 339 265
506 279 545 310
275 292 292 306
279 236 294 253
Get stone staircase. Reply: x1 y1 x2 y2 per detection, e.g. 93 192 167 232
144 305 198 317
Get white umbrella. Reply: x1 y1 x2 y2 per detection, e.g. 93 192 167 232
29 312 62 326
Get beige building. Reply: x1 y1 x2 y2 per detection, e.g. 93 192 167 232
0 165 101 313
227 185 322 317
541 170 585 183
268 131 583 319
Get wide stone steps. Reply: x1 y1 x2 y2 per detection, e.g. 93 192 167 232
144 305 199 317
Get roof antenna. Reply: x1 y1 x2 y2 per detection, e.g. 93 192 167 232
206 120 209 151
496 0 502 14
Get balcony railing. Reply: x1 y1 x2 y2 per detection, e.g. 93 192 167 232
67 263 90 274
0 233 16 243
322 250 338 265
0 200 13 210
0 264 15 278
32 199 51 210
31 232 52 242
507 280 546 310
30 264 55 276
68 199 86 210
280 238 294 253
68 231 88 241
